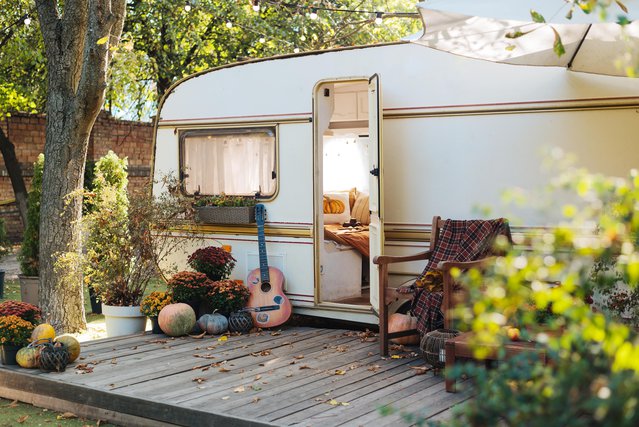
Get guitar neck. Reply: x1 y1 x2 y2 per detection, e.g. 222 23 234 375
256 206 271 284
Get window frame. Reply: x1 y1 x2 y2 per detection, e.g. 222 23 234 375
178 125 279 200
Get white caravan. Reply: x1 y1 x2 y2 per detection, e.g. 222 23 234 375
152 14 639 326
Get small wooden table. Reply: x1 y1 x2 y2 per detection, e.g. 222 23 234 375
444 332 548 392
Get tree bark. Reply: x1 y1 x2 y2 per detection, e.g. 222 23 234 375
0 126 28 225
36 0 126 333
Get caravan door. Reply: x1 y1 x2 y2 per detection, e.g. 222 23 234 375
368 74 383 314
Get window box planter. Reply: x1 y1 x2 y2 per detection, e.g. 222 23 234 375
195 206 256 224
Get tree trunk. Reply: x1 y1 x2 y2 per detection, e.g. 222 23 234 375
0 126 28 226
36 0 126 333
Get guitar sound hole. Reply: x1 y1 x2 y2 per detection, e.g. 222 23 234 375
261 281 272 293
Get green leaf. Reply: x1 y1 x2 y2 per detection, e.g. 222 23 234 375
552 27 566 57
617 16 630 26
96 36 109 45
530 10 546 23
505 45 516 51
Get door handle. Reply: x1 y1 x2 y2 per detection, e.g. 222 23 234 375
369 167 379 177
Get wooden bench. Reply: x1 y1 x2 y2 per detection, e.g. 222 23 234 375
444 332 548 392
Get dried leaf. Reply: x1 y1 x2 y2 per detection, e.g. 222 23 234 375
233 385 245 393
251 349 272 357
189 331 207 339
131 346 138 350
57 412 77 419
16 415 28 423
194 353 216 359
8 400 18 408
148 339 168 344
222 396 230 400
334 369 346 375
294 354 305 359
410 366 432 376
110 358 117 364
254 374 262 381
299 365 311 370
391 355 401 359
96 36 109 45
252 397 261 403
367 365 381 372
219 367 231 373
218 336 228 342
616 0 628 13
192 377 206 384
271 331 281 336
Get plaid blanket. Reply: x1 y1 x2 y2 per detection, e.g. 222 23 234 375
411 218 512 334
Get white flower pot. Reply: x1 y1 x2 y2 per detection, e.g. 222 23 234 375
102 304 146 337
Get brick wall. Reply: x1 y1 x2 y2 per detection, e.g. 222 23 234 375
0 111 154 241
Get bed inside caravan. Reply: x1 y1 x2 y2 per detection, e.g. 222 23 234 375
317 80 371 307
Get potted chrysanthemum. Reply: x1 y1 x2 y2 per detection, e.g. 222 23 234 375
187 246 236 281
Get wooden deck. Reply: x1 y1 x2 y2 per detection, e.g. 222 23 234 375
0 327 472 426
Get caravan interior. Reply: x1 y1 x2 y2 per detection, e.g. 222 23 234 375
315 80 372 308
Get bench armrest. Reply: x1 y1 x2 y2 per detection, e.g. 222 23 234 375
373 250 432 266
437 256 493 271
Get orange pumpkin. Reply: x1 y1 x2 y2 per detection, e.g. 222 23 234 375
323 197 345 214
388 313 419 345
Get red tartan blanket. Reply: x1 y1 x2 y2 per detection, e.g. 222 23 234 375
411 218 512 334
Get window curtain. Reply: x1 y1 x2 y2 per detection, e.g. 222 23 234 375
183 131 275 196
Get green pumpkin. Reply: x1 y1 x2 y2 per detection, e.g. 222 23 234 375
197 313 228 335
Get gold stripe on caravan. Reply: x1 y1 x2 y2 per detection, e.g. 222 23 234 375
170 223 313 238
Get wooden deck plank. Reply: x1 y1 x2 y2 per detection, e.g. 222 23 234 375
257 361 424 422
226 348 421 419
68 328 322 389
280 369 442 425
0 327 469 426
180 336 381 410
125 329 355 400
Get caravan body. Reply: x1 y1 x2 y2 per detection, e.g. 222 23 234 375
153 39 639 325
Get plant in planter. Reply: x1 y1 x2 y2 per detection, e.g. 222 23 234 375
0 300 42 324
17 154 43 306
140 291 173 334
206 279 250 315
187 246 236 281
0 315 35 364
166 271 214 316
82 152 153 336
193 194 257 224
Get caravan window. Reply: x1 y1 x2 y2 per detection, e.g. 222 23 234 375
180 127 277 197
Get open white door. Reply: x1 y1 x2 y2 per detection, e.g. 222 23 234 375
368 74 383 315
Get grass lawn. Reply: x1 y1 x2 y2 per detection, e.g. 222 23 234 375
0 397 115 426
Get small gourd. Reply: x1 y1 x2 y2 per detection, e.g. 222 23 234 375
197 312 228 335
16 346 40 369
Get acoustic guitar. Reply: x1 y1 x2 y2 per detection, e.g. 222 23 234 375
246 204 292 327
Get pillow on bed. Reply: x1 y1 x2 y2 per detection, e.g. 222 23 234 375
323 192 351 224
351 192 370 225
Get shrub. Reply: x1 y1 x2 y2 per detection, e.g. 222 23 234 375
140 291 173 317
0 217 12 260
206 279 250 314
167 271 214 303
0 300 41 324
0 315 35 346
18 153 43 276
187 246 236 280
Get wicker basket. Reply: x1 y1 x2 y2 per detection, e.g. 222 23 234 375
421 328 460 368
195 206 256 224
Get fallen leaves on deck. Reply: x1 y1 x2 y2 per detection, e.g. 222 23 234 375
189 332 207 339
218 336 228 342
334 369 347 375
250 349 272 357
233 385 245 393
192 377 206 384
327 399 350 406
75 363 95 374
